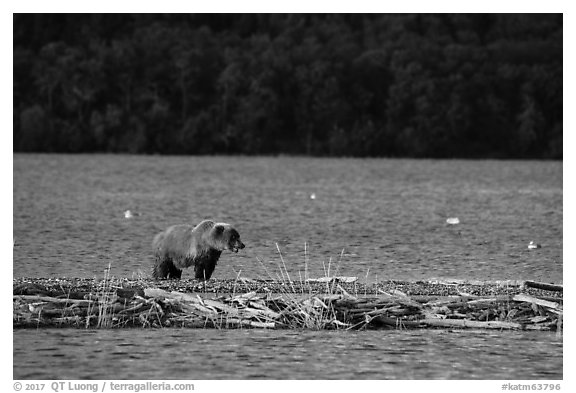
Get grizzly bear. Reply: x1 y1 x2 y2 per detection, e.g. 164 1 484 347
151 219 245 280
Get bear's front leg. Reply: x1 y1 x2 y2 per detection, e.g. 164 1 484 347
194 266 207 281
194 260 217 281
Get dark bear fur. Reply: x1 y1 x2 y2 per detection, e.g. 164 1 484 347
152 219 245 280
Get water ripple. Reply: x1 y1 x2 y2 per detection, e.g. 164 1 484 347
13 155 562 283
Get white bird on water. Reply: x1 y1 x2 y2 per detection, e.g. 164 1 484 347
124 210 134 219
528 241 541 250
446 217 460 225
310 193 316 200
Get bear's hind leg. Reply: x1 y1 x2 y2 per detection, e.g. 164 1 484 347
167 263 182 279
152 258 180 279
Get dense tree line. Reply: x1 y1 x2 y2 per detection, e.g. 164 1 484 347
13 14 562 158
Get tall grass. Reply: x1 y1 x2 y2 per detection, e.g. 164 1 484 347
86 263 116 328
253 243 356 330
85 263 161 329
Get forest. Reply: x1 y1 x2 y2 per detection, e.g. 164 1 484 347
13 14 562 158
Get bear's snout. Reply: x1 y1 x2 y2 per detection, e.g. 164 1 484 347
230 241 245 253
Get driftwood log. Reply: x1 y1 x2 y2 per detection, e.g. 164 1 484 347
13 277 563 331
524 280 563 292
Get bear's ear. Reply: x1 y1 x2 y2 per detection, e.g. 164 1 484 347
213 224 225 234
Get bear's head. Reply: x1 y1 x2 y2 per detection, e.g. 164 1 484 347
210 223 245 253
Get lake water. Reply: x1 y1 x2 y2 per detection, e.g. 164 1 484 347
13 154 562 283
12 154 563 380
13 328 563 380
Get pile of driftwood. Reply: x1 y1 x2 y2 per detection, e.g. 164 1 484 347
13 279 562 331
